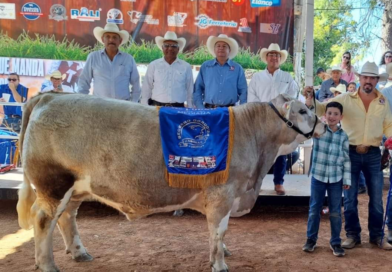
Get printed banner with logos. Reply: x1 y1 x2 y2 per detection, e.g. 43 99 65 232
0 0 294 57
159 107 235 189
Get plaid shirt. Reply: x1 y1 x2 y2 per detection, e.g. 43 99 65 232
311 126 351 186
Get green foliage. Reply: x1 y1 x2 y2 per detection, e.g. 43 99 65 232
0 31 293 72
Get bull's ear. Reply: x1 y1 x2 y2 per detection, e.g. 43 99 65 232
281 101 293 117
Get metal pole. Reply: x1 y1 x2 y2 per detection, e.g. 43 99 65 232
304 0 314 87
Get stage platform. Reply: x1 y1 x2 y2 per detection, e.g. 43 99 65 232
0 169 315 205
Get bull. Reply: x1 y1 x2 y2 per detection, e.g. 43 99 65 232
17 92 325 272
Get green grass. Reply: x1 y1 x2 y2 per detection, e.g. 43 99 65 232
0 32 293 71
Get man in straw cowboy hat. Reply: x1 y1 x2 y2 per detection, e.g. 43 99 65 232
304 61 392 250
193 34 247 109
141 31 193 108
248 43 299 196
42 70 73 93
330 83 347 98
78 23 140 101
317 66 348 102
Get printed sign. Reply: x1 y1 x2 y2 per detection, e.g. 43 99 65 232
238 18 251 33
49 4 67 21
195 14 237 29
128 11 159 25
200 0 227 2
232 0 245 6
250 0 281 7
260 23 281 34
20 2 43 20
168 12 187 27
70 7 101 22
106 8 123 24
0 3 16 19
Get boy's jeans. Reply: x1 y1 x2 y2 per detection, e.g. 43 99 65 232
344 147 384 241
273 155 287 185
307 177 343 245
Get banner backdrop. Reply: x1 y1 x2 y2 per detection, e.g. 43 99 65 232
0 0 294 55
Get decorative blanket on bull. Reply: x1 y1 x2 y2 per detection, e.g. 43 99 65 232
159 107 235 189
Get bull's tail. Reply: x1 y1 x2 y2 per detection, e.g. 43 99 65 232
17 93 48 230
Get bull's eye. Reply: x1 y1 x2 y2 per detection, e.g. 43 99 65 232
299 109 307 115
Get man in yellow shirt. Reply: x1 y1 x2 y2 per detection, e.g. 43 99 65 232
304 61 392 250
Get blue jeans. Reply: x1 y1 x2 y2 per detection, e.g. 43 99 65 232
273 155 287 185
358 172 366 188
307 177 343 245
344 147 384 241
286 151 299 171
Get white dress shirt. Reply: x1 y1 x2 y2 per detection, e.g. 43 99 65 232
42 85 74 93
248 69 299 102
141 57 193 107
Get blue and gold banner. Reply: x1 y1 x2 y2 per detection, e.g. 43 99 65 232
159 107 235 188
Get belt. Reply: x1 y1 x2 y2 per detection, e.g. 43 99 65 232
349 145 378 154
149 99 184 108
7 114 21 118
205 103 235 109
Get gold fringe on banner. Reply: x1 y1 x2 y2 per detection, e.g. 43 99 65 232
165 107 235 189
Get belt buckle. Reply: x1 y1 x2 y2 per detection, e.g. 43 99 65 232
164 103 172 107
356 145 369 154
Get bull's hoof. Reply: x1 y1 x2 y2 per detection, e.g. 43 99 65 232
223 245 232 257
173 209 184 217
35 264 60 272
74 253 94 262
211 269 229 272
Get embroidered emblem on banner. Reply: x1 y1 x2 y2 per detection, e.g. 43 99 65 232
49 4 67 21
107 8 124 24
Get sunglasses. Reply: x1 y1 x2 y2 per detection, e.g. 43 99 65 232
8 78 17 82
343 56 350 60
385 55 392 58
163 44 179 49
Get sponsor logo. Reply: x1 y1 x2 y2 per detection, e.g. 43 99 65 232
70 7 101 22
168 12 187 27
107 8 123 24
49 4 67 21
250 0 281 7
195 14 237 29
168 155 217 169
127 11 159 25
20 2 43 20
0 3 15 19
177 119 210 148
0 57 44 77
232 0 245 5
260 23 281 34
238 18 251 33
199 0 227 2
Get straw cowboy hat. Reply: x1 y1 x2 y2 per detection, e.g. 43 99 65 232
45 70 66 80
330 84 347 94
259 43 288 65
326 66 343 75
93 23 130 46
155 31 186 52
355 61 388 82
206 34 239 59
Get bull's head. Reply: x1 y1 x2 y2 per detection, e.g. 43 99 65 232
271 94 326 141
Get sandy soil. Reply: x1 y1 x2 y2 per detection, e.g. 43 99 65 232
0 191 391 272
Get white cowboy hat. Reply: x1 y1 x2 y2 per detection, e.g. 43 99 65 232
355 61 388 82
206 34 239 59
330 84 347 94
45 70 66 80
326 66 343 75
93 23 129 46
155 31 186 52
259 43 288 65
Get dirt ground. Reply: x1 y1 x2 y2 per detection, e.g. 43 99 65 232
0 191 391 272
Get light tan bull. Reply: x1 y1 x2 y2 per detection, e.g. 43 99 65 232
17 92 325 272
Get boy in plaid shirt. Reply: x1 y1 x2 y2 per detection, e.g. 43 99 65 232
303 101 351 257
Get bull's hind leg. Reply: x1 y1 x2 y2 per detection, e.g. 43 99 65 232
32 188 74 272
57 201 93 262
206 205 231 272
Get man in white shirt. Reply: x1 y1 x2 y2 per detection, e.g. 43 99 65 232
248 43 299 195
141 31 193 107
41 70 74 93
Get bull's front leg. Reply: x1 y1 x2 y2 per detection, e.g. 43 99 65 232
57 201 93 262
206 207 231 272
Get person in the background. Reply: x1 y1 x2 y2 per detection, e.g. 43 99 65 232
141 31 193 108
78 23 140 101
330 84 346 97
340 52 355 83
0 73 28 133
347 82 357 93
317 68 331 82
193 34 247 109
41 70 74 93
379 50 392 89
318 67 348 102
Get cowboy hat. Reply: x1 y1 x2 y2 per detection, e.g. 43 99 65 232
155 31 186 52
93 23 129 46
326 66 343 75
355 61 388 82
330 84 347 94
45 70 66 80
206 34 239 59
259 43 288 65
